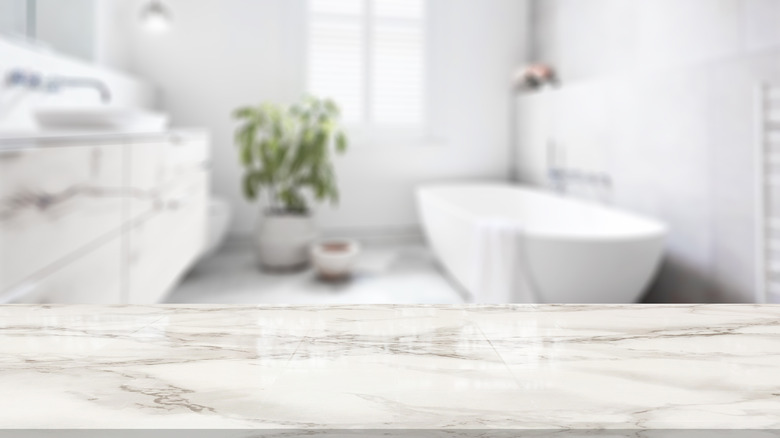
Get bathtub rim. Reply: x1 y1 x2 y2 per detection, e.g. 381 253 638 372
417 182 668 243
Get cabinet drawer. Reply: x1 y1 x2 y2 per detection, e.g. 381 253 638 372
127 140 166 223
3 236 122 304
0 144 124 294
127 136 209 223
167 134 209 171
126 171 208 304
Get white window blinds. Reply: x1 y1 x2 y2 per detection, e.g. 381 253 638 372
307 0 426 128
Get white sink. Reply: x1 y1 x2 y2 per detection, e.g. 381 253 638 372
35 106 170 131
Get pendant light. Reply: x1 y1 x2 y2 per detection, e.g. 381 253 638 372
140 0 173 33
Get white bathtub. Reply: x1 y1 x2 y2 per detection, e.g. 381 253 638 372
417 183 667 303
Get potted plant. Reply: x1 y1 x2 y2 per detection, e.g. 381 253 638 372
233 96 348 270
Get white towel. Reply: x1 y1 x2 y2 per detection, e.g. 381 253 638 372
469 218 536 304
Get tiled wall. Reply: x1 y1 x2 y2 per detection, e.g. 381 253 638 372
519 0 780 302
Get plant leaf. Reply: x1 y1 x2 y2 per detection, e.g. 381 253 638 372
233 107 256 120
243 172 257 200
232 95 349 211
335 131 347 153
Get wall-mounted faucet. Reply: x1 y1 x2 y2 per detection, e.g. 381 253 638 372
547 139 612 194
45 76 112 104
547 139 566 193
4 69 112 104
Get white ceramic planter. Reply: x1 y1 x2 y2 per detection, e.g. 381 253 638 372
255 213 317 270
311 239 361 280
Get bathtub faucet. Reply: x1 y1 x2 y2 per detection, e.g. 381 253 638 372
547 140 568 193
548 167 567 193
547 140 612 193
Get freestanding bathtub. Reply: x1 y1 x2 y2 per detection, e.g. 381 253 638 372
417 183 667 303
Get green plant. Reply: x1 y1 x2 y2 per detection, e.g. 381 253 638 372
233 96 348 215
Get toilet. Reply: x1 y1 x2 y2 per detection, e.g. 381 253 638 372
204 196 232 257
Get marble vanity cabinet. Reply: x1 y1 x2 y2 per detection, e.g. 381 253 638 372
0 131 210 304
125 136 209 304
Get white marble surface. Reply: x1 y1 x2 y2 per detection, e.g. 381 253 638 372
1 131 209 304
0 304 779 431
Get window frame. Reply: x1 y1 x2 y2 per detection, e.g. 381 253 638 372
305 0 430 145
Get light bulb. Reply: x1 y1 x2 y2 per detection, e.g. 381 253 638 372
141 0 173 33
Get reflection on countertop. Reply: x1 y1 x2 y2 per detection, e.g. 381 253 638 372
0 304 779 431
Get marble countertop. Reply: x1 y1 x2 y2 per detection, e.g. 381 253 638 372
0 128 207 150
1 304 779 432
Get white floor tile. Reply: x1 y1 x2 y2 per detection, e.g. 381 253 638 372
166 240 467 304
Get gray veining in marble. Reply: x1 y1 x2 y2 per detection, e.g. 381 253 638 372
0 305 779 431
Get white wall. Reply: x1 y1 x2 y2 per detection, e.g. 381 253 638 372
94 0 134 72
520 0 780 303
118 0 529 236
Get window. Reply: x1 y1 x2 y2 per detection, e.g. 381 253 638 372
307 0 426 130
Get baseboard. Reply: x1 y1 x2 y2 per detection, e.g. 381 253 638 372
319 225 424 245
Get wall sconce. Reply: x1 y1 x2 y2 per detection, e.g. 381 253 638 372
140 0 173 33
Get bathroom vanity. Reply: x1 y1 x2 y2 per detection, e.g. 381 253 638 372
0 304 778 434
0 130 209 304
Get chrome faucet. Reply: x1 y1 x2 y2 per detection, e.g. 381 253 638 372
45 75 112 104
547 139 567 193
5 69 112 104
